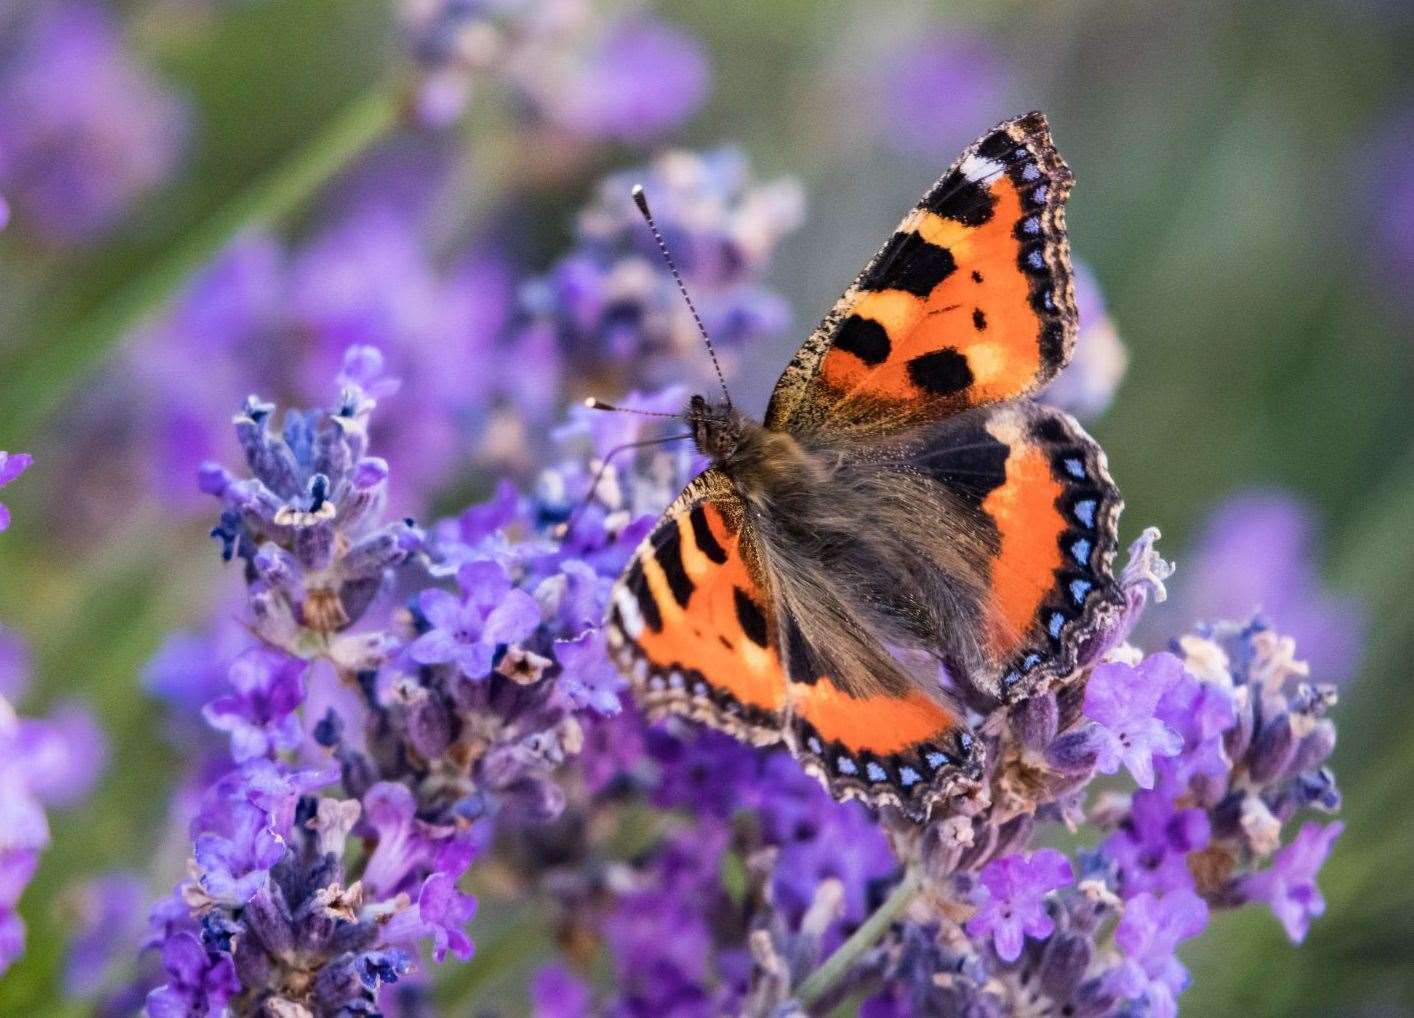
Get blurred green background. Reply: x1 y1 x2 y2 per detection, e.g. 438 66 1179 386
0 0 1410 1013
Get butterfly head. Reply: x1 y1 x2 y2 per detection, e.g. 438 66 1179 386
685 393 745 463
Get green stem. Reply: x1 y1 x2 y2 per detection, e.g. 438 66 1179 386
0 78 404 444
795 867 922 1010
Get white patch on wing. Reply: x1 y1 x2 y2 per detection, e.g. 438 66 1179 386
613 584 644 638
960 152 1005 183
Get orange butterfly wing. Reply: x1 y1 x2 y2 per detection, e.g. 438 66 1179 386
766 112 1076 436
912 402 1124 700
605 470 982 814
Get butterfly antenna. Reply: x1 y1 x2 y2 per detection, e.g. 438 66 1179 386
632 184 732 409
583 397 679 418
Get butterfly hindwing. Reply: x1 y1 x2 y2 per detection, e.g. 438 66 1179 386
915 402 1123 701
786 675 982 818
605 469 786 746
607 468 986 814
766 112 1076 437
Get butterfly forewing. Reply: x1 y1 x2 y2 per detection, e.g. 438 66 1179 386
766 112 1077 437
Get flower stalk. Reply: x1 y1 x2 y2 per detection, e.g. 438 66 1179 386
795 866 922 1010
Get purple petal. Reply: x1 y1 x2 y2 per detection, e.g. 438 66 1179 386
481 588 541 646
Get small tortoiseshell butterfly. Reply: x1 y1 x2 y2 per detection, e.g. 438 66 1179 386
604 113 1123 818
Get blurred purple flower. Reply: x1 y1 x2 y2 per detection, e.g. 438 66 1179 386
876 29 1011 159
542 17 710 142
1365 112 1414 312
965 849 1073 963
1169 491 1365 683
0 453 33 533
526 148 802 392
1112 888 1209 1018
1039 262 1129 419
1237 820 1343 942
64 872 149 999
0 627 31 705
0 1 187 245
532 962 592 1018
1080 654 1185 788
0 660 106 975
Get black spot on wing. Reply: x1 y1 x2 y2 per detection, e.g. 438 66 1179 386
972 308 987 331
1039 320 1066 369
780 614 820 685
733 586 769 648
976 128 1014 162
922 168 997 226
688 505 727 564
918 420 1009 508
860 232 957 298
652 524 694 609
907 348 974 396
623 558 663 632
832 314 891 366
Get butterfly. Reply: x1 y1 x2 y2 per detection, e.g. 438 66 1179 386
603 112 1123 819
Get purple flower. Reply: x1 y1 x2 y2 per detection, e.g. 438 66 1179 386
1102 787 1210 896
201 647 307 762
552 630 625 717
1079 654 1185 788
1168 491 1365 682
410 562 542 680
1153 663 1237 796
876 29 1011 159
527 148 803 392
64 872 149 998
542 17 710 142
532 962 592 1018
144 931 240 1018
0 1 187 245
387 876 480 961
12 702 106 807
189 761 335 906
360 782 475 900
1039 262 1129 419
1237 821 1343 942
965 849 1073 962
0 453 33 533
1112 888 1209 1018
0 628 28 702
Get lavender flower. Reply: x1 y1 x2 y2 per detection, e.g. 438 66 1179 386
1039 262 1130 419
408 563 541 679
0 452 33 532
521 148 803 392
1236 820 1343 942
1111 888 1209 1018
1167 490 1366 683
1074 654 1185 788
534 16 710 142
0 1 187 244
965 849 1073 962
875 28 1011 159
0 631 106 975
